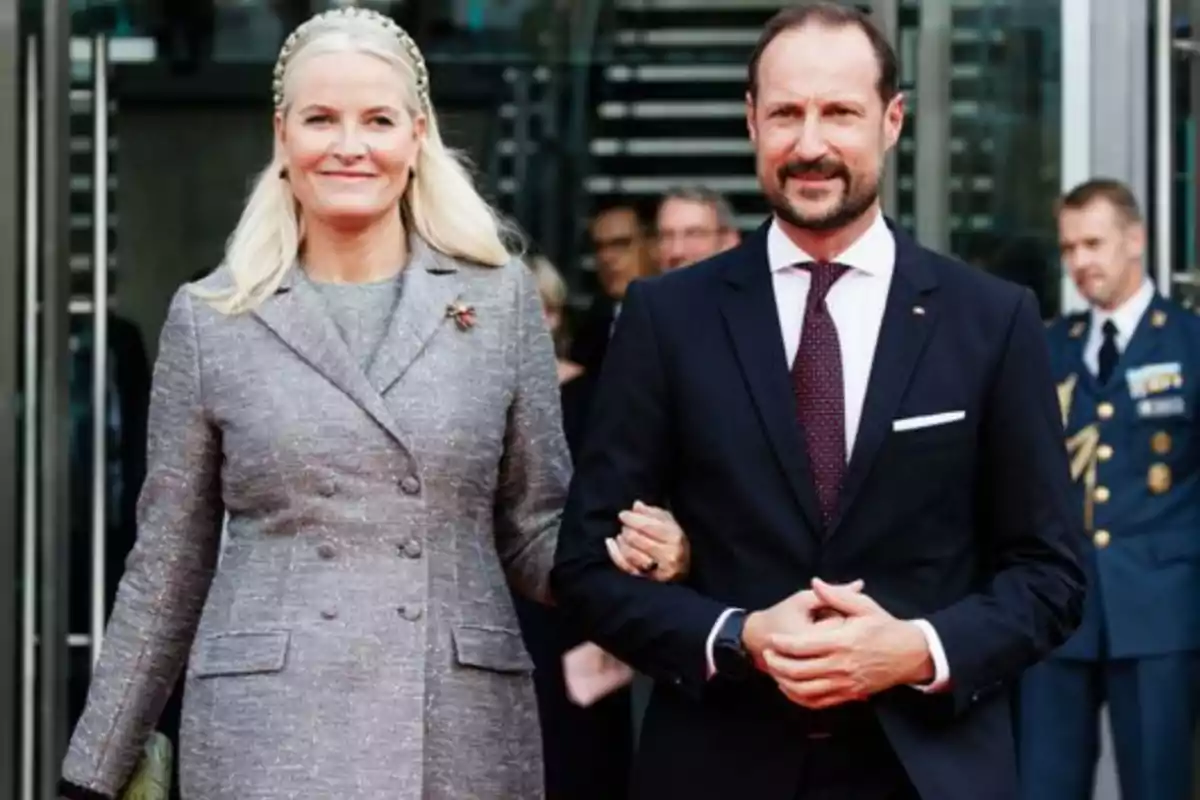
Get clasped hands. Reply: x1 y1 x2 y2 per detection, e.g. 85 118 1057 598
597 511 935 710
743 579 936 709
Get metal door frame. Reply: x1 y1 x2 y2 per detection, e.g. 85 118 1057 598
1153 0 1174 298
0 0 21 790
39 0 73 795
0 0 74 797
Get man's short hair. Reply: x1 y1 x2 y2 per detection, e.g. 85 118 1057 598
657 186 738 232
590 198 650 232
748 2 898 104
1058 178 1143 225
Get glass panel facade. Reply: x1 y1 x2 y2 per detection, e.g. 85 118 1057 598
901 0 1063 317
1170 0 1200 305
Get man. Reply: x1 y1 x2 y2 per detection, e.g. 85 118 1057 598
1019 179 1200 800
569 201 655 374
656 186 742 270
552 5 1086 800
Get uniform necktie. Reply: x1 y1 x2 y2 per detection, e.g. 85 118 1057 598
1098 319 1119 385
791 261 849 529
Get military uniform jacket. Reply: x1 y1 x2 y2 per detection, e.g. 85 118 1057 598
1047 293 1200 660
61 239 569 799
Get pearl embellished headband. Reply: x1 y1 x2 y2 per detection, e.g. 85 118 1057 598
272 7 431 111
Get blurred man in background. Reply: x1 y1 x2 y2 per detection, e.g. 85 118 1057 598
570 201 655 374
655 186 741 271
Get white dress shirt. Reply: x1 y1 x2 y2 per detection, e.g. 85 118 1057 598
706 212 950 692
1084 279 1153 377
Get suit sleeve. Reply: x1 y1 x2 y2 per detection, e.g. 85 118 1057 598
926 289 1087 714
551 280 729 697
493 262 573 603
61 287 225 797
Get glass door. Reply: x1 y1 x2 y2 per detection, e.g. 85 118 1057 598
1 1 117 797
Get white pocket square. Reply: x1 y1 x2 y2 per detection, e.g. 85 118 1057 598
892 410 966 432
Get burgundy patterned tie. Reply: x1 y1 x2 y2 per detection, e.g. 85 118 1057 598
791 261 849 529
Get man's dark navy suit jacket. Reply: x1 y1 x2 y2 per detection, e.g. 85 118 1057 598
551 219 1087 800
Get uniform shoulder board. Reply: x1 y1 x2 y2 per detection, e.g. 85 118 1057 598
1045 312 1086 337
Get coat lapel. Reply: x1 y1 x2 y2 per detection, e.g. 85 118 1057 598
1109 293 1170 389
828 227 939 537
251 266 412 448
719 225 822 532
368 237 468 396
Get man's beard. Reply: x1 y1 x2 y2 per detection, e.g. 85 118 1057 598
767 157 879 233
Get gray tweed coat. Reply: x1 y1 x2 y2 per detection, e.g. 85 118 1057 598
61 239 569 799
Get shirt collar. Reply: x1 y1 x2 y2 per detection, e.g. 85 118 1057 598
766 210 895 277
1091 279 1154 338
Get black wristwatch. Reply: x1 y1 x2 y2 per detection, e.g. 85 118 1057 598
712 609 753 681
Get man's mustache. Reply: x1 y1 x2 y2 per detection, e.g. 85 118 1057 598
778 158 849 184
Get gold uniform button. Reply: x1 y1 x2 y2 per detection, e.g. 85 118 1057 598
1093 530 1111 548
1097 402 1114 420
1148 463 1172 494
1094 486 1110 503
1097 444 1113 461
1151 431 1172 455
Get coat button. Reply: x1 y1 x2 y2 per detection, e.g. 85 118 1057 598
1097 444 1113 461
1097 402 1114 420
316 542 337 560
400 540 423 559
1094 529 1111 548
320 608 339 620
1094 486 1110 503
401 475 421 495
398 603 423 621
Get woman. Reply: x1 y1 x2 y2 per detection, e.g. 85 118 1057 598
527 253 584 385
59 9 682 799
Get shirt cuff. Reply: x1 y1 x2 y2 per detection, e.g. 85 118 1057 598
705 607 740 678
908 618 951 692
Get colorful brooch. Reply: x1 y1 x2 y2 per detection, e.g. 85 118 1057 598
446 301 477 331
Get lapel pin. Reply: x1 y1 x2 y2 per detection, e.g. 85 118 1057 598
446 301 477 331
1069 321 1086 338
912 305 925 316
1151 309 1167 328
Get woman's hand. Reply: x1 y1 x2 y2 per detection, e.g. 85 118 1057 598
605 501 691 582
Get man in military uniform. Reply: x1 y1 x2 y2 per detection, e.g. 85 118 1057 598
1019 178 1200 800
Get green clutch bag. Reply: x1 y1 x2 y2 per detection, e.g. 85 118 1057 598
118 732 173 800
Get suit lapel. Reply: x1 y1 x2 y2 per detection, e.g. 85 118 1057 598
1110 294 1169 389
1067 316 1097 394
719 225 822 532
368 237 468 396
829 227 939 536
250 267 418 449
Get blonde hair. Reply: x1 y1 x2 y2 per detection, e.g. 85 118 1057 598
193 10 515 314
528 254 567 313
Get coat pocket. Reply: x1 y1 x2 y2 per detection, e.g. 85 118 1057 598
192 630 291 679
451 624 535 674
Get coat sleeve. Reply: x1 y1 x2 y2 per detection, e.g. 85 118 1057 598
493 262 572 603
550 280 729 698
61 287 225 797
